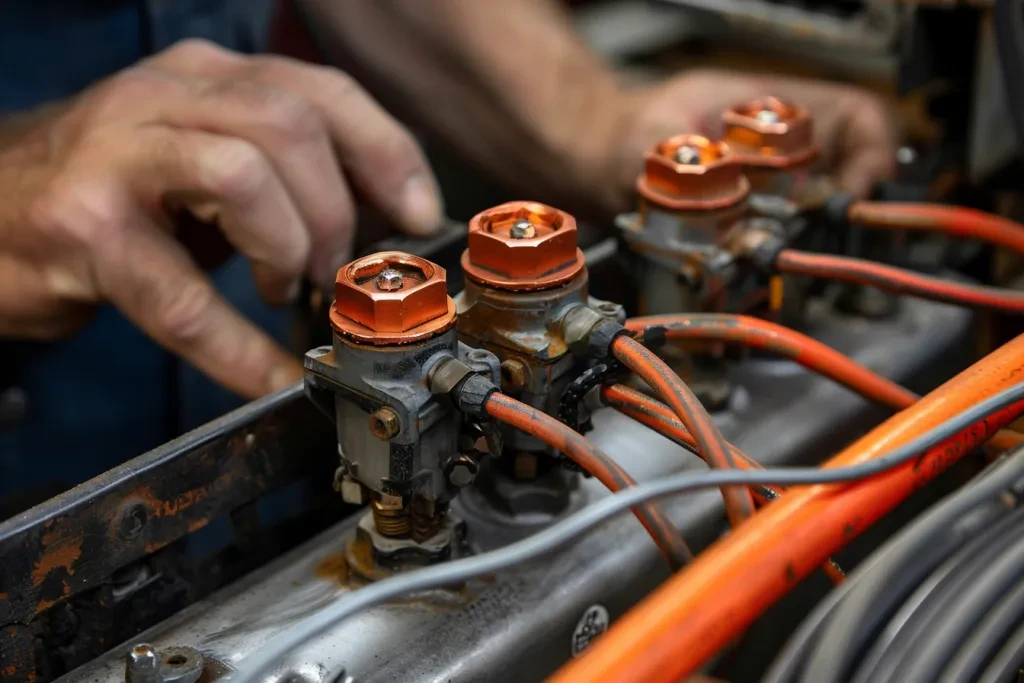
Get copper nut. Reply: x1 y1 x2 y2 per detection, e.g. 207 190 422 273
722 96 817 168
463 201 585 290
330 251 457 344
636 134 749 212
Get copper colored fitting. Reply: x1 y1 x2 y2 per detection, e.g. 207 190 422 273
636 135 749 212
722 97 817 169
462 201 585 291
330 251 457 345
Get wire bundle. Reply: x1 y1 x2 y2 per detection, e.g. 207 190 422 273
766 457 1024 683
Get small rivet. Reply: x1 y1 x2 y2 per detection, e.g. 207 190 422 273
376 268 404 291
510 220 537 239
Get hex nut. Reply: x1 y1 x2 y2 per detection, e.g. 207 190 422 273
369 407 401 440
636 134 749 212
500 358 529 391
463 201 585 290
722 96 816 168
331 251 456 344
445 455 479 488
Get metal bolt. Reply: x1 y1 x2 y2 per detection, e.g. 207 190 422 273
755 108 780 125
126 644 160 683
896 146 917 165
509 219 537 239
446 455 479 488
673 145 701 165
500 358 529 391
369 407 400 440
376 268 404 291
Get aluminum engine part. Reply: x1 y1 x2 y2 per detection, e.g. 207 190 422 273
305 251 465 544
62 295 973 683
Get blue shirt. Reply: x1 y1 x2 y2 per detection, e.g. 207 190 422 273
0 0 287 501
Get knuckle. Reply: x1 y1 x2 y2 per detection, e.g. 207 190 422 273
200 139 269 202
360 128 425 186
259 88 324 146
29 171 126 251
156 277 218 346
164 38 233 64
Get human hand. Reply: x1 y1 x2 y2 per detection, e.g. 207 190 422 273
615 69 895 202
0 39 443 398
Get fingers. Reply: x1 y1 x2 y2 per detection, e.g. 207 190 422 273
90 219 302 398
122 128 311 304
149 40 444 240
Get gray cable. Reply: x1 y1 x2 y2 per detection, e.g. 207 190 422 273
764 460 1019 683
235 381 1024 682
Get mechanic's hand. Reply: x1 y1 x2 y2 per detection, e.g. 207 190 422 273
0 39 443 398
617 70 895 201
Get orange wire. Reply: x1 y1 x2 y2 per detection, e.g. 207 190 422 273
611 336 757 526
550 333 1024 683
482 392 692 569
623 313 1024 453
849 201 1024 256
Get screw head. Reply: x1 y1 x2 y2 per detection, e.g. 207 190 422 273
755 108 780 124
369 407 401 440
127 643 158 672
674 145 702 165
509 220 537 239
376 268 404 291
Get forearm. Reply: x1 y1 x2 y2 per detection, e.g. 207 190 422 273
297 0 637 216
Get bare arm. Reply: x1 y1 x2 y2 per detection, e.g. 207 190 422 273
297 0 895 215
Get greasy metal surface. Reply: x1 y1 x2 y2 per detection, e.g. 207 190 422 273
0 384 337 681
636 134 750 212
62 296 972 683
305 325 460 506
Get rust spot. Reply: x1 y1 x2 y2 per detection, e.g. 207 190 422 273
315 552 350 585
31 537 82 586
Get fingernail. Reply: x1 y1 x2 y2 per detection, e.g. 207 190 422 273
398 174 443 236
269 358 304 393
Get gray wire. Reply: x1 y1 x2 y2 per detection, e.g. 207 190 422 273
235 381 1024 683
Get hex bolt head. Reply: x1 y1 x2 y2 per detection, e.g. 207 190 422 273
126 644 160 683
674 145 701 165
376 268 404 291
446 455 479 488
369 407 401 440
509 219 537 239
755 109 780 124
500 358 529 391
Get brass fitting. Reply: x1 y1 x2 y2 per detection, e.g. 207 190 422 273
330 251 457 345
636 134 750 212
369 407 400 440
499 358 529 391
722 96 816 169
462 201 585 291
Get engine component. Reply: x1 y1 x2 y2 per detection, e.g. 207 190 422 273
304 251 483 566
455 201 621 524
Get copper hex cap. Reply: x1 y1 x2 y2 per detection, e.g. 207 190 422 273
636 134 750 212
330 251 456 345
722 96 817 169
463 201 585 291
